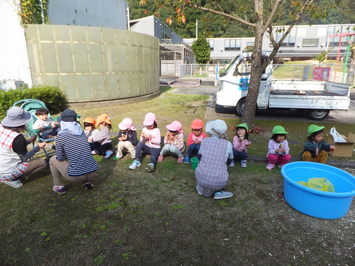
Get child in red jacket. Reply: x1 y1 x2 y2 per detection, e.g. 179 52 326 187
184 119 207 164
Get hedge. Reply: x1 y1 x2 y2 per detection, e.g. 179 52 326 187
0 86 68 119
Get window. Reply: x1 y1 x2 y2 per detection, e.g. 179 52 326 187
233 59 252 76
208 39 214 51
302 38 319 47
272 27 296 47
224 39 241 51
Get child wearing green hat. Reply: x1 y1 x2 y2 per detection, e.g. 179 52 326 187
266 125 291 170
232 123 251 167
301 124 335 163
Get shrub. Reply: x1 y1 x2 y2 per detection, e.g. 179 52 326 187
0 86 68 119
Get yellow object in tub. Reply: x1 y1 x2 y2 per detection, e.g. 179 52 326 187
297 178 335 192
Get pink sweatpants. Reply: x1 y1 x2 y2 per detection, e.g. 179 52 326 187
267 154 291 166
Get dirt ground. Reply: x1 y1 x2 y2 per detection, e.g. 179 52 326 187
0 88 354 265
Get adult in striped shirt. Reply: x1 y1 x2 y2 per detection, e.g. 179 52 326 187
50 109 98 195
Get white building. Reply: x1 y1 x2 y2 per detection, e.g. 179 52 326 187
0 0 32 89
184 37 255 64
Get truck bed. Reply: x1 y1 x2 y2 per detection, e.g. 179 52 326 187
270 90 343 97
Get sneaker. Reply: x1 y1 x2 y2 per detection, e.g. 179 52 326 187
266 163 275 170
228 161 235 167
241 160 247 168
157 155 164 162
183 156 190 164
213 191 233 200
52 185 67 195
113 155 120 161
104 150 113 159
195 185 203 196
91 150 97 155
83 181 94 190
129 160 141 170
177 157 183 163
2 179 23 188
146 163 155 173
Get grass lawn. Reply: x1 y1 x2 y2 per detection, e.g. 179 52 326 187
0 87 354 265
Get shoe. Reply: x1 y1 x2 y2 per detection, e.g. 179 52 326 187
113 155 120 161
91 150 97 155
195 185 203 196
213 191 233 200
177 157 183 163
52 185 67 195
2 179 23 188
129 160 141 170
146 163 155 173
228 161 235 167
83 181 94 190
104 150 113 159
266 163 275 170
157 155 164 162
183 156 190 164
241 160 247 168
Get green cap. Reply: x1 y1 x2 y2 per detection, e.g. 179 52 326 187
308 124 325 136
236 123 249 131
272 125 288 135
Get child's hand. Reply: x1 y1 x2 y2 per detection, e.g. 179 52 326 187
88 137 93 142
330 145 335 151
118 137 122 141
239 135 244 140
281 148 286 153
247 141 251 145
38 142 46 149
275 148 280 153
121 134 127 140
51 122 57 128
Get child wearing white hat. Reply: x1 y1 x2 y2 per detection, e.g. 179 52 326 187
114 118 138 160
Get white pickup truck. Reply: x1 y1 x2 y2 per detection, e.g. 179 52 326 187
215 54 351 120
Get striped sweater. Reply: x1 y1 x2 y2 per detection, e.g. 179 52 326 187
55 132 98 176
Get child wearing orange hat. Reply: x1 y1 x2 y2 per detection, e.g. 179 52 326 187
83 117 96 138
158 121 184 163
184 119 207 163
89 114 113 159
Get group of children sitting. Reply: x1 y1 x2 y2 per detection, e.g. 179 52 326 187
80 112 334 172
32 107 335 172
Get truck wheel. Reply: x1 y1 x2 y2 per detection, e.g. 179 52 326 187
236 98 246 117
309 110 330 121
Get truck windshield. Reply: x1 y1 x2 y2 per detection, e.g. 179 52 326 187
220 56 239 77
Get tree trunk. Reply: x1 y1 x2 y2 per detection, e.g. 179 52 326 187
347 43 355 85
242 23 264 127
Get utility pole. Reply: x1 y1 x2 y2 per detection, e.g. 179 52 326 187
196 19 198 39
38 0 45 24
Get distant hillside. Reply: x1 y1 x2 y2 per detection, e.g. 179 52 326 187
128 0 354 38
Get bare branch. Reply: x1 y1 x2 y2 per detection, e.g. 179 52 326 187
189 3 256 28
262 0 315 69
263 0 283 32
267 25 277 47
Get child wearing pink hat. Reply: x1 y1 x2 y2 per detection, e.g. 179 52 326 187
158 121 184 163
129 112 161 172
114 118 138 160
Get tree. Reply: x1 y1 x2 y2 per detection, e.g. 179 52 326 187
140 0 337 127
191 37 211 64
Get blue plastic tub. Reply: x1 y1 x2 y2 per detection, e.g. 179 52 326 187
281 162 355 219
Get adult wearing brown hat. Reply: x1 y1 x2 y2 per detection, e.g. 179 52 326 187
0 106 47 188
49 109 98 194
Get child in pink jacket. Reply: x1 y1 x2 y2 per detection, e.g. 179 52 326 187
232 123 251 168
266 125 291 170
129 113 161 173
158 121 184 163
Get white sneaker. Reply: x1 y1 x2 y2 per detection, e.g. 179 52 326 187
195 185 203 196
266 163 275 170
213 191 233 200
2 179 23 188
129 160 141 170
241 160 247 168
228 161 235 167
